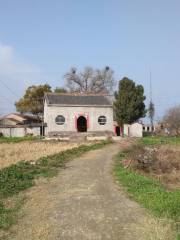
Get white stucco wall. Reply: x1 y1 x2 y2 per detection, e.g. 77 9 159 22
0 128 25 137
129 123 143 137
123 123 143 137
44 101 114 135
0 128 12 137
26 127 41 136
0 127 41 137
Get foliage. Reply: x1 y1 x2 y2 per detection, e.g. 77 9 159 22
0 200 23 229
54 87 67 93
0 136 38 143
115 152 180 221
114 77 146 126
139 136 180 146
0 140 111 229
64 66 115 94
163 105 180 136
125 144 158 172
15 84 52 116
148 101 155 127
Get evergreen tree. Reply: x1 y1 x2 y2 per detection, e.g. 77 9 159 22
114 77 146 126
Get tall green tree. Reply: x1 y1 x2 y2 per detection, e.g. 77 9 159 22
15 84 52 116
114 77 146 126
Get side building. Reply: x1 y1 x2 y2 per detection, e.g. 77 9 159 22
0 113 43 137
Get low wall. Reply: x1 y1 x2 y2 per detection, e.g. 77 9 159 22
0 126 41 137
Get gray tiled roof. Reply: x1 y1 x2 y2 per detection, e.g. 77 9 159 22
45 93 112 106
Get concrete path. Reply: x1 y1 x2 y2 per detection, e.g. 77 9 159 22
3 143 171 240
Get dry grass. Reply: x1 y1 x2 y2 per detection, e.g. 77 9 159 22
130 217 175 240
0 141 88 169
154 145 180 189
124 143 180 190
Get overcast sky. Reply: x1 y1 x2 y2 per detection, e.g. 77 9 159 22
0 0 180 121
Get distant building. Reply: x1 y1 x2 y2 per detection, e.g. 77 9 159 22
142 124 155 135
124 122 155 137
0 113 40 126
44 93 115 137
0 113 43 137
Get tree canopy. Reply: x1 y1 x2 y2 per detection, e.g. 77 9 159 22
64 66 115 94
114 77 146 126
15 84 52 116
54 87 67 93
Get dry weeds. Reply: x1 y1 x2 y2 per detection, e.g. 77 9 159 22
125 143 180 189
0 141 88 169
155 145 180 189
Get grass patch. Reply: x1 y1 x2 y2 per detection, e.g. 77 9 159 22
139 136 180 146
0 201 17 229
0 197 24 229
114 149 180 239
0 140 111 229
0 136 39 143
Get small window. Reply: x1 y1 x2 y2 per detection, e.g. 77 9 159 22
98 116 107 125
55 115 65 125
147 126 150 132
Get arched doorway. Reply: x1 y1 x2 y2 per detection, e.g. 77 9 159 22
77 116 87 132
116 126 120 136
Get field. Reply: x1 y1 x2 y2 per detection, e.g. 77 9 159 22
114 136 180 239
0 140 87 169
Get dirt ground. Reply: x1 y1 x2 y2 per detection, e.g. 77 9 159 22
0 141 85 169
1 142 173 240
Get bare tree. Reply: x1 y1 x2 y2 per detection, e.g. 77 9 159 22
64 66 115 94
163 105 180 136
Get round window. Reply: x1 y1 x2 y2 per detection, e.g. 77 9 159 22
55 115 65 125
98 116 107 125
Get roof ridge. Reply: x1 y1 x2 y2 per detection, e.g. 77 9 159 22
45 93 112 106
45 92 110 96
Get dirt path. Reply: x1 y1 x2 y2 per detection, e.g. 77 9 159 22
3 143 172 240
